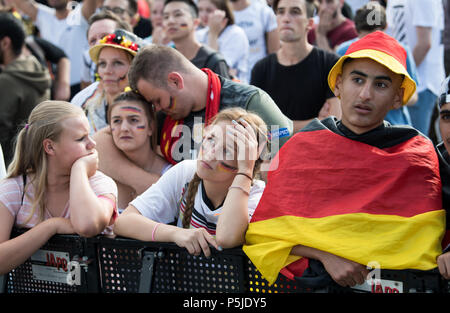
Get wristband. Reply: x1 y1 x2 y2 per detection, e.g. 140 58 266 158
235 172 252 181
152 223 161 241
228 185 250 196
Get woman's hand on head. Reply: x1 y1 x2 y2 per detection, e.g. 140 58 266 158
208 9 227 36
71 149 99 178
227 118 259 175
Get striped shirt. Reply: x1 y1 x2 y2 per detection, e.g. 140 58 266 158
131 160 265 235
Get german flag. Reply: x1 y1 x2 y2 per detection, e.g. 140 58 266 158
243 118 446 285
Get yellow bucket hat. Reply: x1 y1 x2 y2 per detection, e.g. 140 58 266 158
328 31 416 105
89 29 142 64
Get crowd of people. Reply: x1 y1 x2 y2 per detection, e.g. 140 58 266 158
0 0 450 290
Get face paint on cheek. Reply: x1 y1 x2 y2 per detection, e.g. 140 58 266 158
136 125 146 130
180 23 189 29
217 162 238 173
168 97 176 110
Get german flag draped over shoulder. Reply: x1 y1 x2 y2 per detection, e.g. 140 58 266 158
243 118 446 285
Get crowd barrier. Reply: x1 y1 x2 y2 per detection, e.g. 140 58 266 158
1 228 449 294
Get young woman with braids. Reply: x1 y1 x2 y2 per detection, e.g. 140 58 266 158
114 108 268 256
0 101 118 275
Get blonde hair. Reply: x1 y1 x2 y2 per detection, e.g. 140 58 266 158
7 100 85 225
182 107 269 228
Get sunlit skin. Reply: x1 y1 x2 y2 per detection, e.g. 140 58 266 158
110 101 152 153
97 47 132 102
197 121 239 184
276 0 312 43
197 0 216 27
49 115 97 174
163 2 197 41
334 58 404 134
87 19 118 47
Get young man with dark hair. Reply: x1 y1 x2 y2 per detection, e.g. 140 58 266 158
244 31 446 288
0 12 51 165
251 0 341 133
101 0 152 38
335 1 419 126
436 75 450 280
307 0 358 52
162 0 231 78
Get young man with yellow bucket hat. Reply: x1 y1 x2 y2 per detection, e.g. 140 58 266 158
243 31 447 290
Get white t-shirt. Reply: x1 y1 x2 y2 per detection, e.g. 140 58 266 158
386 0 445 95
196 24 250 83
130 159 265 235
35 3 90 86
345 0 369 15
233 1 277 82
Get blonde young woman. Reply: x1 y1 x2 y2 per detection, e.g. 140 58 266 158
103 91 171 212
114 108 268 256
0 101 117 275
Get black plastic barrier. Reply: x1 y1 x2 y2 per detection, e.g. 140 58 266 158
2 229 449 293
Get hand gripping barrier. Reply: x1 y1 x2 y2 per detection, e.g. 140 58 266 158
2 228 449 293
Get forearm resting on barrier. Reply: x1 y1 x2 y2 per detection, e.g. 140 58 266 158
0 217 73 275
115 205 218 257
69 157 114 237
291 244 369 287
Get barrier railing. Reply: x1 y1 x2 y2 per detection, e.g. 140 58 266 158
2 229 449 294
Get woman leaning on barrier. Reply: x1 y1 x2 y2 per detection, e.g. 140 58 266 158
0 100 118 275
114 108 268 257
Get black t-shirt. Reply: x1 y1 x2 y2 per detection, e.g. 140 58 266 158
133 17 152 39
190 45 231 79
250 47 339 121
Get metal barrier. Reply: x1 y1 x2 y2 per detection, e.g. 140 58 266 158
4 230 99 293
2 229 449 293
98 236 246 293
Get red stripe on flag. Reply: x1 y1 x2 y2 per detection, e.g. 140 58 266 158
252 129 441 223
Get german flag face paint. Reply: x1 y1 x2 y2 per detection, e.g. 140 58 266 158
168 97 176 111
110 102 152 152
217 161 238 173
197 121 239 179
120 106 142 114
